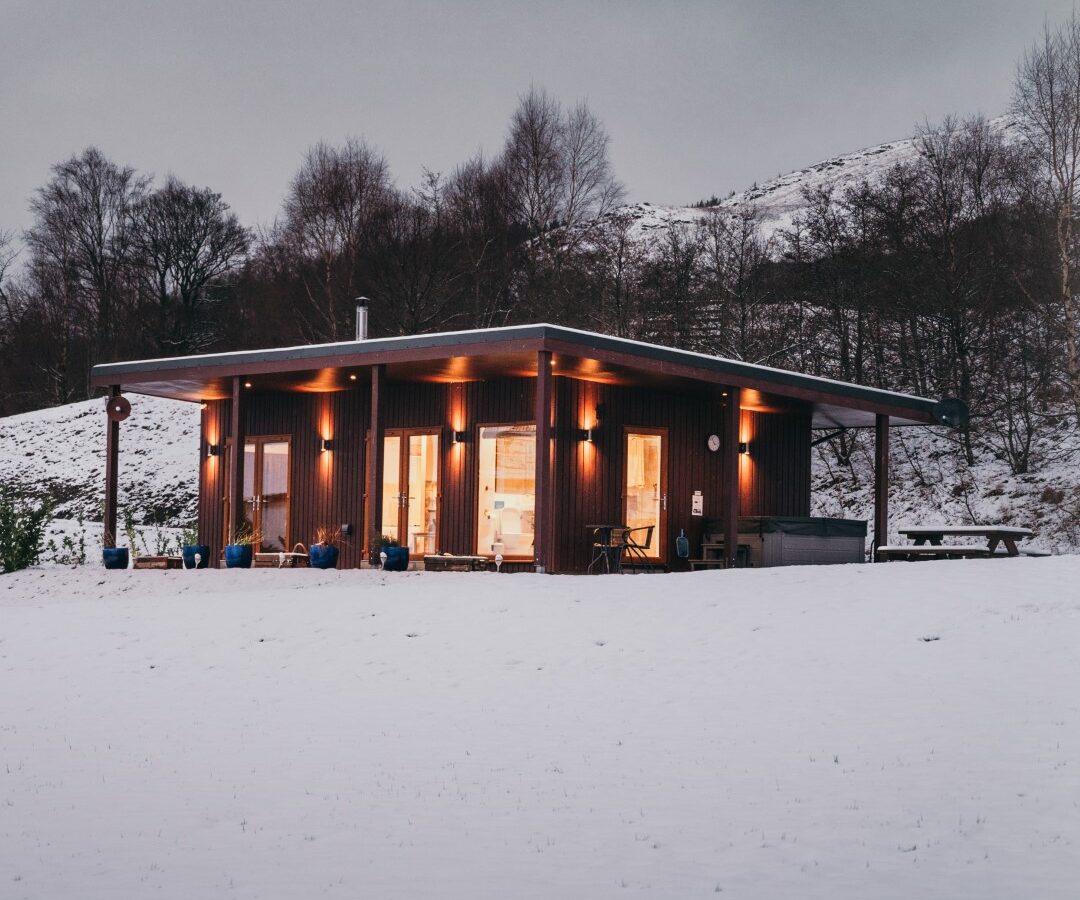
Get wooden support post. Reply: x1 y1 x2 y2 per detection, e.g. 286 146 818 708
366 364 385 562
227 376 246 543
103 385 121 549
722 387 741 569
874 413 889 559
534 350 553 573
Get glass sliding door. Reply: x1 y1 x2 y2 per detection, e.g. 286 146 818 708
623 429 666 559
476 424 536 558
381 430 439 555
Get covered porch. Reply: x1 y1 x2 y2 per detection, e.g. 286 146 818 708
91 324 953 572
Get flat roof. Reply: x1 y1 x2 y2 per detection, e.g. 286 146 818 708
90 323 943 428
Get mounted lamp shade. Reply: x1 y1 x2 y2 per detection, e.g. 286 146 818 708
320 438 334 453
738 441 749 454
105 395 131 422
452 430 468 444
206 443 220 458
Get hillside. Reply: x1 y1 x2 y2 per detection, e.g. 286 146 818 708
611 116 1023 248
2 560 1077 898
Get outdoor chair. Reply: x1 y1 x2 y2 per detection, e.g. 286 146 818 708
623 525 654 571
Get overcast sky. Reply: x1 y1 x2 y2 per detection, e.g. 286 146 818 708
1 0 1074 241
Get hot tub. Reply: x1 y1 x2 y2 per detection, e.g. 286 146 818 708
737 516 867 567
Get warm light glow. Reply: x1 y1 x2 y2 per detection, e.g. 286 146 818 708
200 402 208 410
244 381 252 389
349 373 357 381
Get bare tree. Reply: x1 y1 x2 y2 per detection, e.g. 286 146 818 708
500 87 625 260
25 147 149 373
134 177 251 354
280 138 392 340
1014 14 1080 424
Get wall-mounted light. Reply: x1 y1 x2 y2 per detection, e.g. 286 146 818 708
738 441 749 455
243 381 252 389
452 430 468 445
577 428 594 442
320 438 334 453
206 443 220 458
349 373 357 381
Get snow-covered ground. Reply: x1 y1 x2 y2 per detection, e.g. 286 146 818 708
0 394 200 526
1 561 1077 899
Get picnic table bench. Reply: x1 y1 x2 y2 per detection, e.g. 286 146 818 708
878 525 1036 561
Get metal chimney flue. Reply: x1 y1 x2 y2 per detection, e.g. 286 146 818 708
355 297 369 341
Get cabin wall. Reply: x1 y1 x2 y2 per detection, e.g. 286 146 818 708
198 376 811 571
738 409 811 518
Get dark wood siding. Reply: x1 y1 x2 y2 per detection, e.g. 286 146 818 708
550 379 729 573
738 409 811 518
198 374 810 571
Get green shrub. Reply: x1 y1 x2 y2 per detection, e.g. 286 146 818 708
0 485 52 574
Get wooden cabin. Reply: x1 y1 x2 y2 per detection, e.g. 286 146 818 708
90 323 951 572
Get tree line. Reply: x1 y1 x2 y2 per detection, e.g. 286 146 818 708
3 18 1080 481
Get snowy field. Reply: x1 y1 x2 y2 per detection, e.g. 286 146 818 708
2 559 1077 899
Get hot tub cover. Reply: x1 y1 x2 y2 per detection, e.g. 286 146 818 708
737 516 867 537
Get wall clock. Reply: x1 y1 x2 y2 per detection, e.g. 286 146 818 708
707 433 721 452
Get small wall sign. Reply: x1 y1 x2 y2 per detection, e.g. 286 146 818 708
691 490 703 516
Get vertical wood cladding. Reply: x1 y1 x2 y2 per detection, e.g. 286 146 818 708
738 409 811 518
197 374 809 571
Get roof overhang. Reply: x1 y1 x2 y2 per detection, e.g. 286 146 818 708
90 324 941 428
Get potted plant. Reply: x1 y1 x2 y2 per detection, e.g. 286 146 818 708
180 521 209 569
368 529 395 567
224 524 259 569
309 526 341 569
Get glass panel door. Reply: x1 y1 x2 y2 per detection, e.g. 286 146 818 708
624 430 666 558
381 434 402 545
242 442 257 541
406 433 439 556
259 441 290 551
476 424 536 557
228 437 291 551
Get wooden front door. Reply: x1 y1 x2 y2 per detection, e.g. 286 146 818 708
381 430 440 556
623 428 668 561
241 436 291 551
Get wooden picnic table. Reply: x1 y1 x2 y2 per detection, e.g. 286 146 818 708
897 525 1034 557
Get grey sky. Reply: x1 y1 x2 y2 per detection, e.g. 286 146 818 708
1 1 1073 241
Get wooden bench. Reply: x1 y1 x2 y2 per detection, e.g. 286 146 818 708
132 555 184 570
876 544 991 561
689 542 752 571
254 551 309 568
423 554 490 572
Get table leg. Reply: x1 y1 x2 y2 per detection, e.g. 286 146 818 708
1003 538 1019 556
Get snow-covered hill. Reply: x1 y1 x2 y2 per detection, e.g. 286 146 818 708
0 394 200 557
2 561 1077 898
613 117 1024 247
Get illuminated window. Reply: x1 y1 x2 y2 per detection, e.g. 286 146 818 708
476 424 535 557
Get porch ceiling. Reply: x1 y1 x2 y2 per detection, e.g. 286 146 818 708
90 324 941 428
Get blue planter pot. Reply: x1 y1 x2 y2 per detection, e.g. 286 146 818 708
102 547 129 570
224 544 253 569
182 544 210 569
309 543 339 569
382 545 409 572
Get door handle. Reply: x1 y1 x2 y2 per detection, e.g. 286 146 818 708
662 493 667 511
